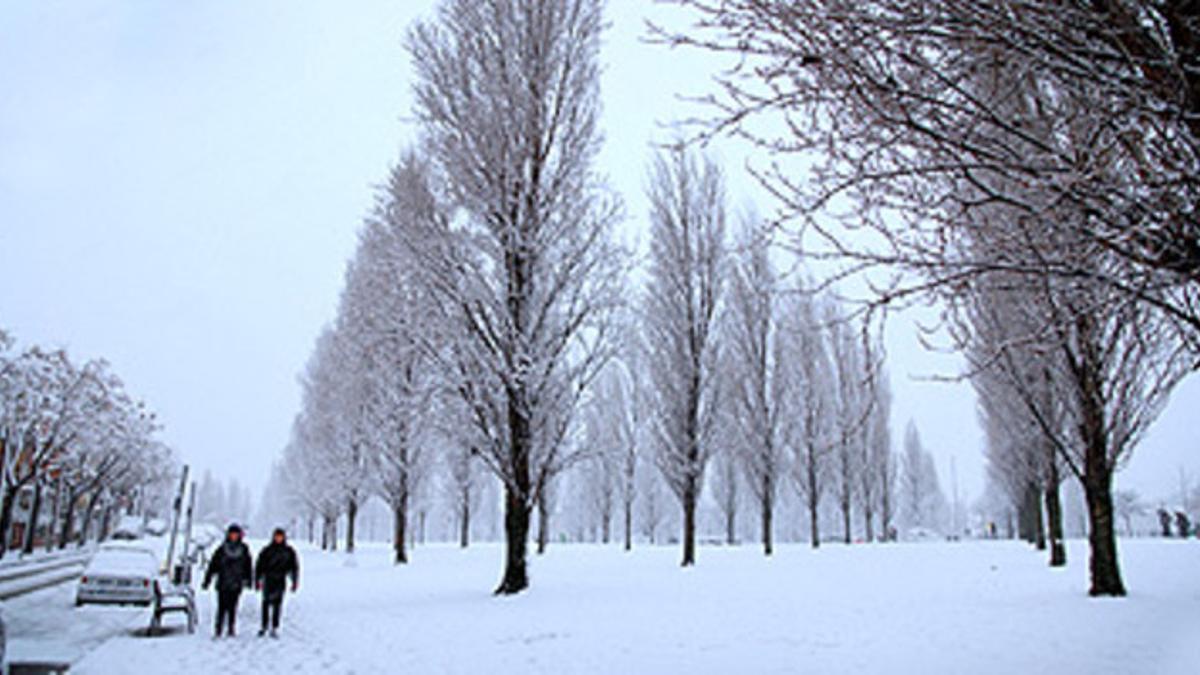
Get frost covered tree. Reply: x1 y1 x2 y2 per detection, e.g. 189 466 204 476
786 290 837 548
662 1 1200 594
1114 490 1146 537
661 0 1200 355
709 447 740 545
966 297 1069 567
580 450 615 544
827 305 872 544
644 146 728 566
863 369 896 542
900 422 946 534
638 460 667 545
404 0 623 593
586 345 643 551
723 225 789 555
959 266 1189 593
445 442 484 549
0 331 173 556
339 169 439 564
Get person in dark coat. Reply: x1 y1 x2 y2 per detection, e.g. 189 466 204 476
254 527 299 638
203 523 253 637
1158 508 1173 537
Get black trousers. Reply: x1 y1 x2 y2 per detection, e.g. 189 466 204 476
261 583 285 630
215 588 242 635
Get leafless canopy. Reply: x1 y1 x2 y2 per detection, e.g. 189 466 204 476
658 1 1200 353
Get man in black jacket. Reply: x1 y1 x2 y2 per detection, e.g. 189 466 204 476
254 527 299 638
203 523 253 637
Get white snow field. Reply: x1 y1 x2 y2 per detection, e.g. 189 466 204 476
6 538 1198 674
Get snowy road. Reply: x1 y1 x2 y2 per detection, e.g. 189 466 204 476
5 538 1198 674
3 579 147 666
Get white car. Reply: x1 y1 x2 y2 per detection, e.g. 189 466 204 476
144 518 169 537
109 515 144 541
75 543 161 607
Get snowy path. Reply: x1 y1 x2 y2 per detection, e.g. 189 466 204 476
13 538 1197 674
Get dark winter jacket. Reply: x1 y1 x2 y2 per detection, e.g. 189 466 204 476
204 540 253 593
255 541 299 592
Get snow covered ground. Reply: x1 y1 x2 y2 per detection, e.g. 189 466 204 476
5 538 1198 674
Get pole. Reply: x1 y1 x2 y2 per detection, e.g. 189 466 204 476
164 465 189 574
179 481 196 583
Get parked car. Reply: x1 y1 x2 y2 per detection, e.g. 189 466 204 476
143 518 169 537
190 524 219 550
75 543 160 607
109 515 144 541
904 527 941 542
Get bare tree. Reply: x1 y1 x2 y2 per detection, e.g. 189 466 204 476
644 146 728 566
1114 490 1146 537
965 292 1069 566
659 3 1199 594
861 361 895 542
404 0 622 594
785 289 836 548
709 447 740 545
724 223 790 554
446 443 482 549
638 459 667 545
587 341 643 551
827 305 870 544
659 1 1200 353
900 422 947 534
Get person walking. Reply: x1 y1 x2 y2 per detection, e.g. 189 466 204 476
254 527 299 638
202 523 253 638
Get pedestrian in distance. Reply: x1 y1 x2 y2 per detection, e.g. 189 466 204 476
1175 511 1192 540
202 523 253 638
255 527 300 638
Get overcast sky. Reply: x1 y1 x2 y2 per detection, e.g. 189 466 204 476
1 1 1196 509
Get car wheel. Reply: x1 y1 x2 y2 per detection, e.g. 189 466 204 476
75 599 83 607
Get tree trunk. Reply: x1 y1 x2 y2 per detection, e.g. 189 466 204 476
100 503 115 542
623 497 633 552
536 493 549 555
45 482 61 552
393 498 408 565
78 492 100 548
725 504 735 546
1084 464 1126 596
880 473 893 542
23 481 43 554
1018 481 1040 545
459 490 470 549
1045 455 1066 567
809 494 821 549
0 486 16 557
1034 488 1047 552
346 497 358 553
863 502 875 543
495 367 534 594
761 494 773 556
841 497 852 544
495 486 531 595
681 484 696 566
59 489 78 549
